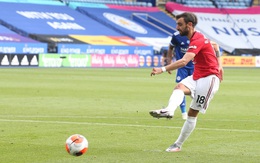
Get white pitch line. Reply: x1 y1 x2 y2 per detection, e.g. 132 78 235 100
0 119 259 133
0 115 259 122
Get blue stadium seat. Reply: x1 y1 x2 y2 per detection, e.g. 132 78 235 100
215 0 250 8
59 0 156 7
183 0 216 8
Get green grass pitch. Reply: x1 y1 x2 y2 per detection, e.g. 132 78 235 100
0 68 259 163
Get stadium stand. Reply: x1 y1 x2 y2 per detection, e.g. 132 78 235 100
0 0 175 57
0 0 259 58
61 0 153 7
76 6 175 37
215 0 251 8
166 0 255 8
183 0 216 8
0 0 63 5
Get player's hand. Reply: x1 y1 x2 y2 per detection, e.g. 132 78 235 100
150 67 173 76
150 67 163 76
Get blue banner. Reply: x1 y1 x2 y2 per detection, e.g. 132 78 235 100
0 43 47 54
57 44 154 55
0 2 123 36
76 7 170 38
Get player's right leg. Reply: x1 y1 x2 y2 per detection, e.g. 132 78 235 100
190 75 220 114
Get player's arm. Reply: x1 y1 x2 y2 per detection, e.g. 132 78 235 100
167 44 174 65
210 41 220 57
151 52 195 76
211 41 224 81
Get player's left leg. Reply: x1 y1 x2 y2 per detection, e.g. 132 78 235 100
166 108 198 152
149 88 186 119
180 96 187 120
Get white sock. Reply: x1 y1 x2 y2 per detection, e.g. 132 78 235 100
175 116 197 147
165 89 184 115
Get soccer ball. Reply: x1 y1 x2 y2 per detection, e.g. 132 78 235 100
65 134 88 156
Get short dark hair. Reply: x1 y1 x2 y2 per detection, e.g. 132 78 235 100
176 12 198 27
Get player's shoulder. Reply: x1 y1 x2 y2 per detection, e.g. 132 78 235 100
171 31 180 44
191 31 204 42
173 31 180 36
194 31 205 38
171 31 182 42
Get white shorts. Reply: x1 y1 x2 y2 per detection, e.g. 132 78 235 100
180 75 220 114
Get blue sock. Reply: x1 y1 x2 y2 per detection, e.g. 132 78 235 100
180 96 186 113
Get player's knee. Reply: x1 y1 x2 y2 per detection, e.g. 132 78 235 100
188 108 199 117
174 83 190 95
174 83 183 89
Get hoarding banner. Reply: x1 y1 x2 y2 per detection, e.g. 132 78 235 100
39 53 139 68
39 54 91 67
256 56 260 67
0 54 38 66
221 56 255 67
0 43 47 54
57 44 154 55
69 35 127 45
139 55 163 68
91 54 139 67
